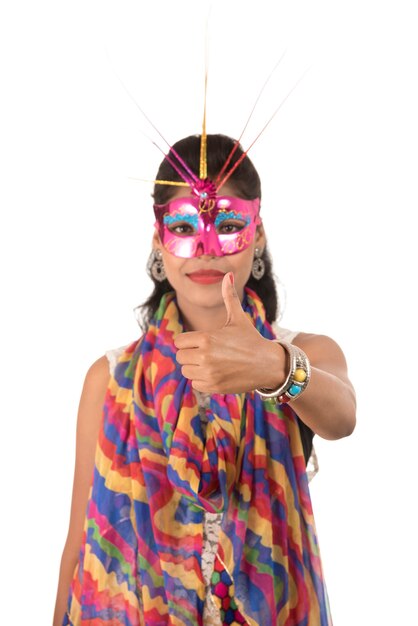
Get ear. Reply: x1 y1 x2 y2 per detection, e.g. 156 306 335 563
255 222 266 249
152 229 162 248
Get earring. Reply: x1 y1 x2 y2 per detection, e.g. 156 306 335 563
251 247 265 280
149 248 167 282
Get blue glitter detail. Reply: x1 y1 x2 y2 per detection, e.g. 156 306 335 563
163 213 198 229
214 211 250 228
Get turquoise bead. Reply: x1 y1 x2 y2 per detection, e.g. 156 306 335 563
289 384 302 396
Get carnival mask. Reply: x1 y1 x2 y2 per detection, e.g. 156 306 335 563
153 195 261 258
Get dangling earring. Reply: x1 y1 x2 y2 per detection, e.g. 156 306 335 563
148 248 166 282
251 247 265 280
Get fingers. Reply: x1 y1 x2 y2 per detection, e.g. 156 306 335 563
174 330 206 350
175 334 214 386
179 364 201 380
175 348 201 366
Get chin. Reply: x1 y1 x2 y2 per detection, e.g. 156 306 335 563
181 283 224 307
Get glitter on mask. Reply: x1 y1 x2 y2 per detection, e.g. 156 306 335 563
163 213 199 230
214 211 251 228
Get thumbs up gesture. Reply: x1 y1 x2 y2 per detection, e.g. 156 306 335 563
174 272 286 394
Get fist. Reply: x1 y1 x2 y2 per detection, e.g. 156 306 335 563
173 273 286 394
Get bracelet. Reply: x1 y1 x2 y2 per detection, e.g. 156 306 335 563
255 340 311 403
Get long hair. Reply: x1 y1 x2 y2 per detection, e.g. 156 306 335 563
136 134 280 331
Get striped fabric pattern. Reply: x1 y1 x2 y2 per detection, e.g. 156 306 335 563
63 288 332 625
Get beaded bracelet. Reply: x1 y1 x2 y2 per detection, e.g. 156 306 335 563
255 340 311 403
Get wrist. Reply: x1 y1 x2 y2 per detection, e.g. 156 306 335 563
256 340 311 404
259 338 288 390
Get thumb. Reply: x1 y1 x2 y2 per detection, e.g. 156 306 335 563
222 272 244 326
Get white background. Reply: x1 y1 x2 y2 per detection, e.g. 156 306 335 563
1 1 417 624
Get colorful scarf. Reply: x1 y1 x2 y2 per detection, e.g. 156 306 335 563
64 288 332 626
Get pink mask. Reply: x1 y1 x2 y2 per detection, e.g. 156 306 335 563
153 195 261 258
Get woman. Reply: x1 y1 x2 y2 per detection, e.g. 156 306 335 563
54 134 356 626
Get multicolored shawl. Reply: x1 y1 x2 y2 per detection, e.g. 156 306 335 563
63 288 332 626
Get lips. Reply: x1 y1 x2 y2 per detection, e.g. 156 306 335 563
186 270 226 284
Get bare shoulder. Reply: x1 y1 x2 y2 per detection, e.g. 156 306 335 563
76 355 111 442
293 331 345 354
85 354 111 386
76 355 110 433
292 331 351 381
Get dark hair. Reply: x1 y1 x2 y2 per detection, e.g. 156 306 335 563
153 134 261 204
137 134 279 330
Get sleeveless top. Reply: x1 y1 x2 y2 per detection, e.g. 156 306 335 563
105 325 318 626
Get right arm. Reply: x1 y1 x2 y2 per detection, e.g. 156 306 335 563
52 355 110 626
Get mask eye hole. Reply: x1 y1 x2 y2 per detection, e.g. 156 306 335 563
166 221 197 236
163 212 198 235
216 219 247 234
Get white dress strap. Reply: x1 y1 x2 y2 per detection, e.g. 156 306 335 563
272 321 300 344
105 344 129 377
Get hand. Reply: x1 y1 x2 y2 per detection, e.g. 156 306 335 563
174 272 287 394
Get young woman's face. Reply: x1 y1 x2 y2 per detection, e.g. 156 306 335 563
152 183 266 310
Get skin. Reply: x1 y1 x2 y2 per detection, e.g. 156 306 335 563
53 183 356 625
